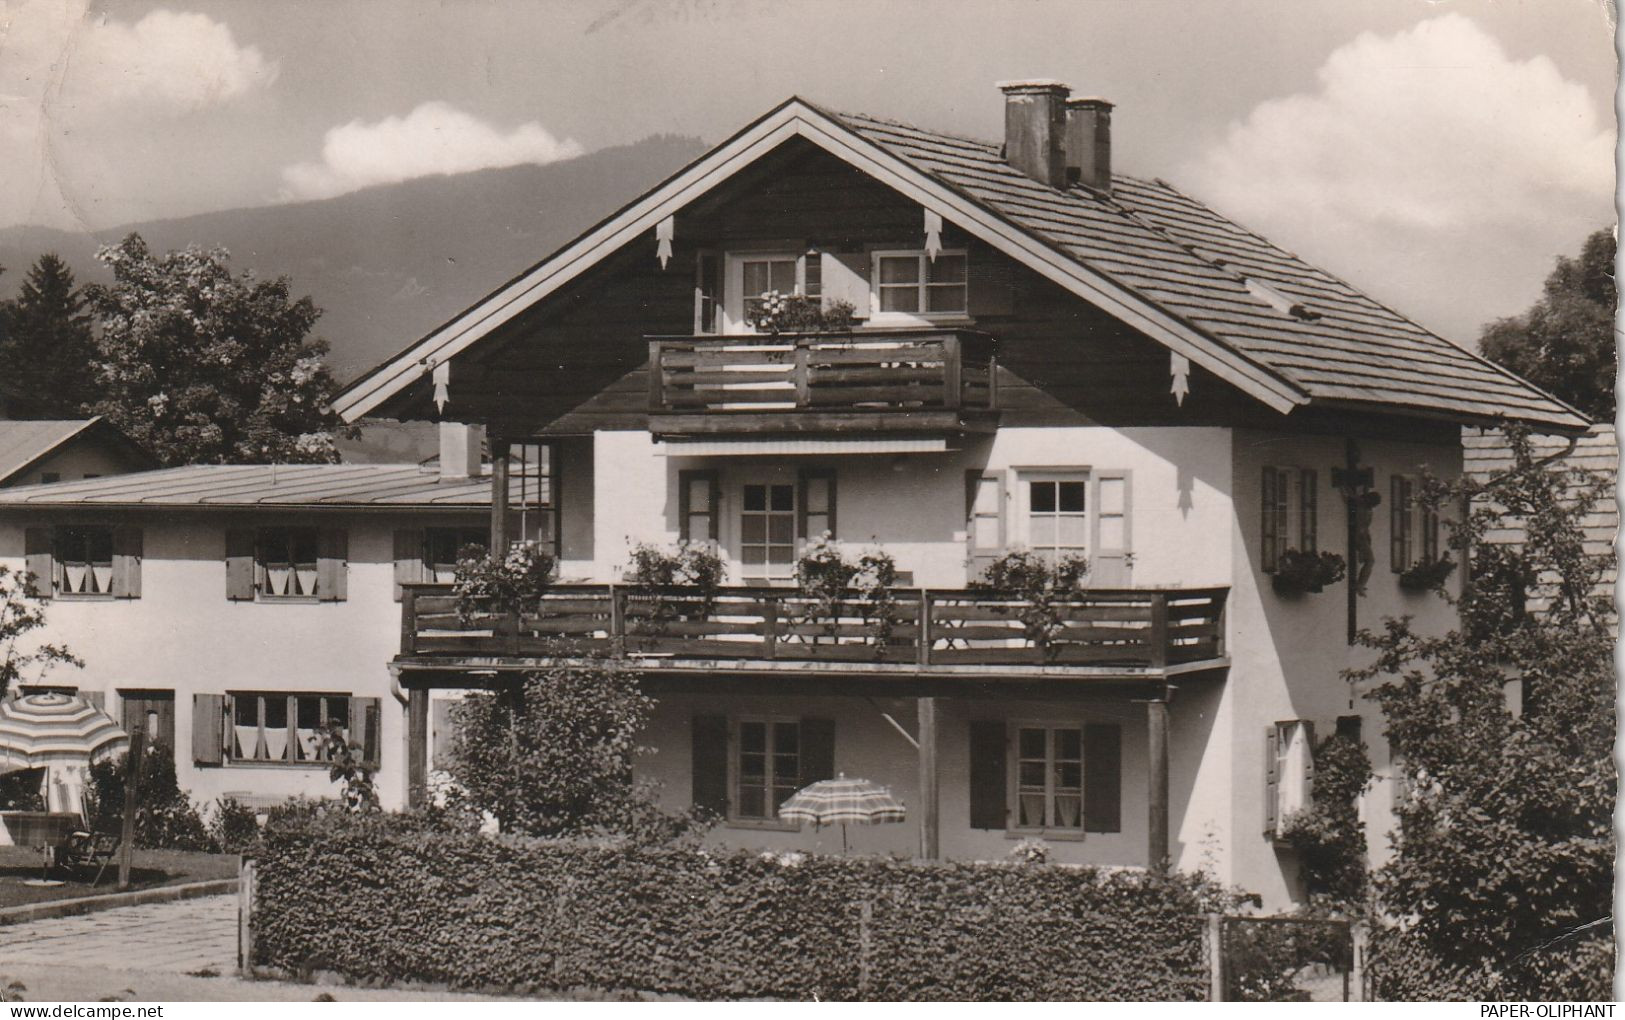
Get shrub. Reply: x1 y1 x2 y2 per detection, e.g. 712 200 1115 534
211 798 261 854
970 551 1090 656
745 292 856 334
1397 554 1456 593
451 541 555 624
624 541 726 637
86 742 213 851
0 769 44 811
253 819 1214 1000
1278 732 1372 906
792 534 900 653
1270 549 1346 596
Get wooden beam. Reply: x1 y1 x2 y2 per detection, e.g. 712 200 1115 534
407 687 430 810
117 727 146 890
917 696 939 860
1147 697 1169 870
490 437 511 551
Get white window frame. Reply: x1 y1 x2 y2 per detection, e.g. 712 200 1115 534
722 250 807 334
1014 470 1091 568
737 477 798 583
1008 720 1086 836
255 526 320 601
730 715 802 828
868 248 969 324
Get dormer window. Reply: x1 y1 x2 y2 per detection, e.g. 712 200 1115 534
872 250 967 320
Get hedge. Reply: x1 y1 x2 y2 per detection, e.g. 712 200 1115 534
253 819 1211 1000
1365 921 1615 1001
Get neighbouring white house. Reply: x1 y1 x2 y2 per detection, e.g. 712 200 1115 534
0 425 499 810
0 418 157 488
3 83 1589 909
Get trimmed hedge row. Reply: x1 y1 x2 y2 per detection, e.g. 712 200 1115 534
1366 922 1615 1001
254 820 1211 1000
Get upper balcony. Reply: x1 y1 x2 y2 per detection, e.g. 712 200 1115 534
396 583 1228 689
646 327 998 437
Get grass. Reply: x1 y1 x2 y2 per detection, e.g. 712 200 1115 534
0 846 239 910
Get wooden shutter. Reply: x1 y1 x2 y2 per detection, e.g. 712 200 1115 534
1300 720 1316 801
431 698 455 770
1390 476 1404 571
318 528 348 602
1263 724 1279 839
393 528 424 602
24 527 53 598
1091 471 1132 587
800 717 836 784
965 471 1005 583
968 719 1008 829
1299 469 1318 552
350 696 381 768
1261 467 1279 571
1335 715 1362 744
966 251 1014 317
1083 722 1122 833
821 252 871 319
193 693 225 766
695 251 721 334
225 528 256 601
798 468 837 542
691 714 730 816
677 470 720 544
110 525 142 599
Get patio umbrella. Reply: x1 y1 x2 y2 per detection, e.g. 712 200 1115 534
0 691 128 773
778 774 905 852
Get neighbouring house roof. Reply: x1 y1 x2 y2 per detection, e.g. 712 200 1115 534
0 418 158 487
332 97 1587 433
0 463 493 511
1463 423 1617 616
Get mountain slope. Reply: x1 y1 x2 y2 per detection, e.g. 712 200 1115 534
0 135 708 381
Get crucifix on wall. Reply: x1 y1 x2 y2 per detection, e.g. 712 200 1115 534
1331 439 1380 644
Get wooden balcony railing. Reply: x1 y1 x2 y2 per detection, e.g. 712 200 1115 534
399 584 1227 674
647 329 996 424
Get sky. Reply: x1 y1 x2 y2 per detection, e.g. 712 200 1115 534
0 0 1616 344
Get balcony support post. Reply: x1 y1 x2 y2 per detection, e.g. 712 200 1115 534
917 695 940 860
490 437 511 551
1149 593 1169 668
407 685 430 810
1147 692 1170 870
917 589 932 666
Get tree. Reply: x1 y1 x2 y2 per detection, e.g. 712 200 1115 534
84 234 345 466
1480 228 1616 420
446 660 705 842
0 564 80 697
1350 427 1614 998
0 254 100 417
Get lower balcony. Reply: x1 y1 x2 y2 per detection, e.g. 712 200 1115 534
396 584 1228 686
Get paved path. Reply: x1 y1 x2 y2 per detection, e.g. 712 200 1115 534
0 894 237 975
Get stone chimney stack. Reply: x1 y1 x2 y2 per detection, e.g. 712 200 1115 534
1065 97 1114 193
438 421 485 482
998 80 1070 189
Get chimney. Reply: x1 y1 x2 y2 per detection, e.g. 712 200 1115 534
438 421 485 482
998 80 1070 188
1065 97 1114 193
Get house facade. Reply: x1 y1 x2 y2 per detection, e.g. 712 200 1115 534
0 417 157 488
0 431 494 812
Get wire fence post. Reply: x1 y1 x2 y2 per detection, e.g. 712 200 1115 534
1205 912 1224 1001
237 857 256 977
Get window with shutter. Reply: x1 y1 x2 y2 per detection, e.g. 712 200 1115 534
24 527 53 599
193 693 225 766
691 714 730 816
225 528 256 601
1012 724 1085 832
318 528 348 602
53 526 113 597
677 470 720 544
1083 723 1122 833
733 716 802 821
1092 472 1132 587
393 528 423 602
225 692 360 765
694 251 721 334
1391 476 1415 572
968 719 1008 829
1266 719 1314 842
111 525 142 599
798 468 836 543
1019 473 1089 571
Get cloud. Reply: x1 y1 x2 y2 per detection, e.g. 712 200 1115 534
281 101 585 200
1178 14 1614 341
0 0 278 228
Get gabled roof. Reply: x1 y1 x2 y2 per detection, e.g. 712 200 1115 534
0 418 157 486
334 97 1587 433
0 463 492 511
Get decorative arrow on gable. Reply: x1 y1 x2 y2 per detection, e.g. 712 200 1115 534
655 215 675 269
923 209 943 261
1170 352 1190 406
432 360 450 414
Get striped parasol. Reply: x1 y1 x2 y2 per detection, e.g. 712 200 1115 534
0 691 128 772
779 775 905 850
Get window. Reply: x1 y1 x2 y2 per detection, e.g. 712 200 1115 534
424 527 487 583
40 472 61 484
54 526 113 596
1015 725 1084 831
678 470 719 544
1266 720 1314 841
872 250 967 318
722 252 809 332
503 441 561 559
740 482 796 580
1262 467 1318 572
1391 474 1438 572
1021 475 1089 569
256 527 320 598
734 718 801 821
695 252 720 334
798 468 835 541
229 692 349 765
